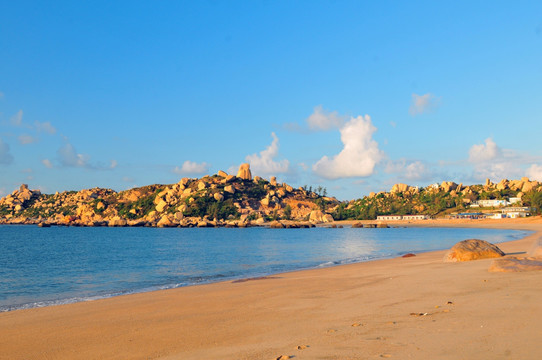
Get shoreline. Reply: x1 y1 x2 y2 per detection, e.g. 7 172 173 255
1 218 542 359
0 221 532 314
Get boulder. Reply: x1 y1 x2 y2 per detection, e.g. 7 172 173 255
157 215 174 227
217 170 228 177
269 221 285 229
224 185 235 194
270 176 278 186
322 214 334 223
198 181 207 191
444 239 505 262
440 181 458 193
236 163 252 180
155 199 168 212
309 210 328 223
391 183 410 193
214 193 224 201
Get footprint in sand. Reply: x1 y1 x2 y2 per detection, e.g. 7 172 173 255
276 355 290 360
296 345 308 350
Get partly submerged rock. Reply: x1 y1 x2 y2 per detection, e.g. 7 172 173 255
444 239 505 262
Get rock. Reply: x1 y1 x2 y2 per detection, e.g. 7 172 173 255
391 183 410 193
489 257 542 272
444 239 505 262
322 214 334 223
224 185 235 194
260 197 270 206
496 179 509 191
376 222 388 228
174 212 184 221
108 217 127 227
236 163 252 180
352 222 363 228
270 176 277 186
197 220 209 227
402 253 416 258
157 215 173 227
269 221 285 229
198 181 207 191
214 193 224 201
217 170 228 177
522 181 536 193
309 210 333 223
440 181 458 192
155 199 168 212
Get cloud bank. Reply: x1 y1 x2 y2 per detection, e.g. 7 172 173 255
313 115 383 179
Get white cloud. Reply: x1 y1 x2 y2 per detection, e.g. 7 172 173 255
306 105 346 131
42 159 54 168
10 110 23 126
313 115 383 179
526 164 542 182
386 160 432 181
0 138 14 164
467 138 523 181
245 132 289 175
173 160 210 175
34 121 56 134
468 138 500 163
409 93 440 116
110 160 118 169
18 134 38 145
57 143 90 168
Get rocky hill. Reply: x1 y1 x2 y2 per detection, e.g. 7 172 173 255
2 165 541 227
0 164 339 227
332 178 542 220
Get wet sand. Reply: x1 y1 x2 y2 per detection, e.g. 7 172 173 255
1 218 541 360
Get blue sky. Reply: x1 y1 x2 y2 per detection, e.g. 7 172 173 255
1 1 542 200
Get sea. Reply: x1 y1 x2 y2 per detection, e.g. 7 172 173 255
0 225 531 312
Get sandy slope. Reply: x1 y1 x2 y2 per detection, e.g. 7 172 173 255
1 218 542 360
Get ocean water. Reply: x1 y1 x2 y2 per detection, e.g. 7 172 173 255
0 225 530 312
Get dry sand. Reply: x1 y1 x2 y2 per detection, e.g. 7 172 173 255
1 218 542 360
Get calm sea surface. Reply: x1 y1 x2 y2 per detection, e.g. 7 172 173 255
0 225 530 312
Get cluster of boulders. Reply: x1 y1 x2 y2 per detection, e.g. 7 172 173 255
0 164 339 228
0 184 41 213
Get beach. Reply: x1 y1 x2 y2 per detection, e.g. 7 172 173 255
1 218 542 360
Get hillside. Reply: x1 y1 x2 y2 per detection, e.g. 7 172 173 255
1 164 541 227
0 164 338 227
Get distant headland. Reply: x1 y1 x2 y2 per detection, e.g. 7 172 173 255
1 163 541 227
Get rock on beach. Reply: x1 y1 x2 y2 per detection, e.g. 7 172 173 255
444 239 505 262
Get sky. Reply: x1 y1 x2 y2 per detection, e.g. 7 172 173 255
1 1 542 200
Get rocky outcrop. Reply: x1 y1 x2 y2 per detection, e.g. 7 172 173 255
308 210 334 224
444 239 505 262
236 163 252 180
391 183 411 193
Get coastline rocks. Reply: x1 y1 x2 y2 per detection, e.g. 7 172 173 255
236 163 252 180
444 239 505 262
309 210 334 224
